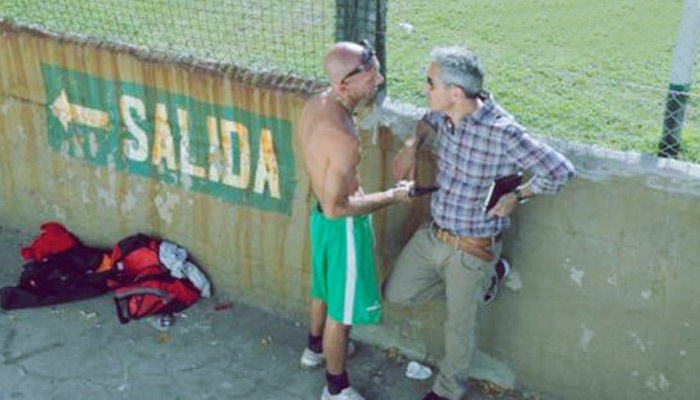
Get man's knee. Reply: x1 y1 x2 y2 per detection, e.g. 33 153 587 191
325 316 353 333
384 278 414 306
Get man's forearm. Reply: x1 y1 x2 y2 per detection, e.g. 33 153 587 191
526 160 576 195
323 189 398 218
346 189 399 216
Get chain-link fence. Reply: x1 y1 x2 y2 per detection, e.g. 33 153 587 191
2 0 699 163
0 0 339 79
659 84 697 158
0 0 388 85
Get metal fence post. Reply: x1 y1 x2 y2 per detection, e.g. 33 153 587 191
335 0 387 82
659 0 700 158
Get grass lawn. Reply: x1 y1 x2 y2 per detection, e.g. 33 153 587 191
1 0 699 162
387 0 700 162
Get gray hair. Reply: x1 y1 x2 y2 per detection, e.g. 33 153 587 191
430 47 484 98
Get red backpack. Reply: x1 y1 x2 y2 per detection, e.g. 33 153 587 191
109 234 201 323
114 276 200 323
108 234 163 287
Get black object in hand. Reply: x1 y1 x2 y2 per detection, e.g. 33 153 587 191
483 173 523 212
409 185 439 198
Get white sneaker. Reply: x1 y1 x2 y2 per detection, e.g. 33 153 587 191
300 341 357 369
321 385 365 400
300 347 325 369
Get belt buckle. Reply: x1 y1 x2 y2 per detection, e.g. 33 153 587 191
433 222 496 248
436 225 460 249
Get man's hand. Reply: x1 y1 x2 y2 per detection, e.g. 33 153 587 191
392 146 416 181
392 180 415 203
487 192 518 218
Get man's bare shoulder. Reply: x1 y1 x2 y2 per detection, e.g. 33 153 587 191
302 92 348 126
309 123 359 158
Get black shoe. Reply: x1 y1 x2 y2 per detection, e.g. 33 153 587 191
483 258 511 305
421 391 448 400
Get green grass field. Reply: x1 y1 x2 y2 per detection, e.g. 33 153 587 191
1 0 699 162
387 0 699 161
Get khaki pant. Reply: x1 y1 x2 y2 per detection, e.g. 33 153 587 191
385 224 501 400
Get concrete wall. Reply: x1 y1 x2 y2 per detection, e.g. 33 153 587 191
0 21 318 316
1 22 699 400
483 144 700 400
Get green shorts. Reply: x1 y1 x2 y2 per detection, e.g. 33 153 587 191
310 204 381 325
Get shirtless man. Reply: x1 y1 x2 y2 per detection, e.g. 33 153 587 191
297 41 413 400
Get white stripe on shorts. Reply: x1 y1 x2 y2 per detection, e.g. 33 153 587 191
343 217 357 325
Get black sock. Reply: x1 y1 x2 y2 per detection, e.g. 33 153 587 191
326 371 349 395
308 333 323 353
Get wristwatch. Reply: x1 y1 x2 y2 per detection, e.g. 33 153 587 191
514 186 529 204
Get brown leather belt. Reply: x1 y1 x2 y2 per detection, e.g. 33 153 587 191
432 223 501 263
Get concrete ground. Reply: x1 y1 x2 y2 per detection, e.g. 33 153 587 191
0 225 548 400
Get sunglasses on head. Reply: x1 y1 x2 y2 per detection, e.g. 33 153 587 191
341 40 376 82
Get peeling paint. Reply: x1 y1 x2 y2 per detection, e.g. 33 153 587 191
132 182 146 196
120 190 137 214
154 191 181 224
72 134 84 158
644 376 659 392
80 182 90 204
59 140 70 157
569 268 584 288
108 170 117 194
627 331 647 353
88 132 99 158
564 258 584 287
96 186 117 208
680 350 687 356
0 99 10 114
51 204 66 221
65 165 76 180
645 373 670 391
106 154 116 171
91 167 118 208
640 290 651 301
645 377 657 391
606 275 618 286
181 172 193 191
14 124 27 147
580 324 594 351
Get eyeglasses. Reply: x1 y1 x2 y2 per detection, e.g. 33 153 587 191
427 76 479 98
340 40 376 83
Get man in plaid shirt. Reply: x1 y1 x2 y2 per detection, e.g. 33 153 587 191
385 46 575 400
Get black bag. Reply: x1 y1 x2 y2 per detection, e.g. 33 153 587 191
1 246 112 310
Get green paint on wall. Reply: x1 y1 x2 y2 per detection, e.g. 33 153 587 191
40 64 296 215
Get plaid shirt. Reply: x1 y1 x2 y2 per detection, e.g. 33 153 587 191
422 96 575 237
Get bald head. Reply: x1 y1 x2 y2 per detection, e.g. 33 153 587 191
324 42 368 85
